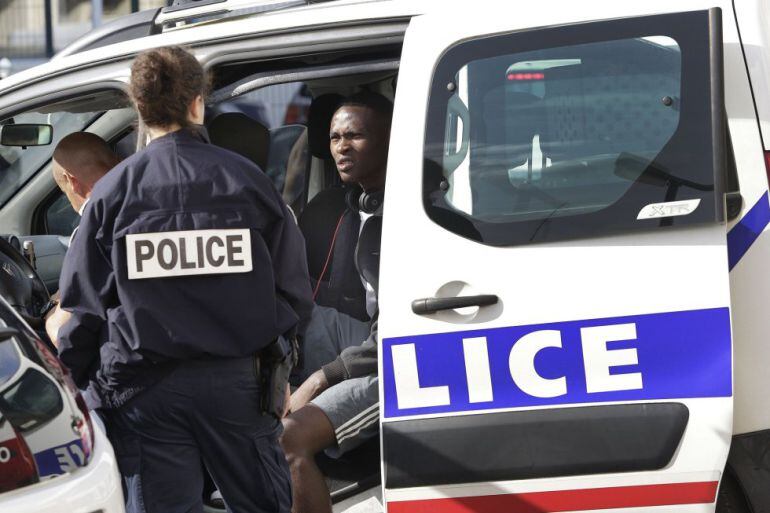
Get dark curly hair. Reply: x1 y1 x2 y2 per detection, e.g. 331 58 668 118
337 91 393 125
129 46 210 129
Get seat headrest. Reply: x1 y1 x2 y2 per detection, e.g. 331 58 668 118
307 94 344 160
208 112 270 170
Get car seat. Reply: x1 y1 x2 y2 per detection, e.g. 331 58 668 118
277 127 309 214
266 124 307 206
207 112 270 170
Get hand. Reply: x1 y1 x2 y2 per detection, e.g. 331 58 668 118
288 369 329 414
44 306 71 349
281 385 291 418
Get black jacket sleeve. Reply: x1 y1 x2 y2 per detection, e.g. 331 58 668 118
57 200 116 388
322 317 378 386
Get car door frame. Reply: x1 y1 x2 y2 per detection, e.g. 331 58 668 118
380 3 737 512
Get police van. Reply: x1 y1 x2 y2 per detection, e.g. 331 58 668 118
0 0 768 511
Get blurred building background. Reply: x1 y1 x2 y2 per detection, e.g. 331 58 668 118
0 0 172 76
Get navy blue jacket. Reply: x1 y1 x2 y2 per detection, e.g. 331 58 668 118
58 129 313 409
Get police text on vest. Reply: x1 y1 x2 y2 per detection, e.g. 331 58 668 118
126 229 252 279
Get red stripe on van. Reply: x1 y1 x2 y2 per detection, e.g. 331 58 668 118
387 481 719 513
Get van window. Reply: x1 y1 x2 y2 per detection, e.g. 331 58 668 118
423 13 724 245
44 194 79 237
0 111 100 208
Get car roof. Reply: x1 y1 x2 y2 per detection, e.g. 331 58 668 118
0 0 747 100
0 0 422 98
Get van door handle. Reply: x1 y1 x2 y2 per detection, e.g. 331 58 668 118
411 294 499 315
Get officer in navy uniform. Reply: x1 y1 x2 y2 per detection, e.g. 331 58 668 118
57 46 313 513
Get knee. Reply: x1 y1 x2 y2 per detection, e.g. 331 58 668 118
280 417 311 465
280 404 336 469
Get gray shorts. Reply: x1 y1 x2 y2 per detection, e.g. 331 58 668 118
303 305 378 457
300 305 371 380
312 375 378 457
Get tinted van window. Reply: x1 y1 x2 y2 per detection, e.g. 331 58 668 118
423 11 724 245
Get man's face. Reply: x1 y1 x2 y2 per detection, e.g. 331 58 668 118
329 105 388 191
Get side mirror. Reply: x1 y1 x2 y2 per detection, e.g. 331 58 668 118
0 124 53 147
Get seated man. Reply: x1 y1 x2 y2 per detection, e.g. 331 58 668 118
281 91 392 513
45 132 119 346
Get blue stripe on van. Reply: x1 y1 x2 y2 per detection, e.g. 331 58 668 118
382 307 732 419
727 192 770 270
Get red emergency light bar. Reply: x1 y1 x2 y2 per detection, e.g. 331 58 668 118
507 72 545 81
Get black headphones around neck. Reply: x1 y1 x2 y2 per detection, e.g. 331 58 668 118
345 186 384 214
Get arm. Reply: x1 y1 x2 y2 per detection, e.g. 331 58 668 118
321 318 378 386
57 201 116 388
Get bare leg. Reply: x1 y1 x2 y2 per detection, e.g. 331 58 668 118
281 404 336 513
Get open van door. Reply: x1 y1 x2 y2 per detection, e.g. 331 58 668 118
380 4 733 512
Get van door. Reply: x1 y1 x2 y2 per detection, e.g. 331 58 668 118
380 5 732 512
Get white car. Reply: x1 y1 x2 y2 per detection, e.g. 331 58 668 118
0 294 123 512
2 1 770 512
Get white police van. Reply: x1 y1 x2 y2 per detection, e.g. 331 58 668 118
0 0 768 511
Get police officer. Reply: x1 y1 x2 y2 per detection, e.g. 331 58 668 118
57 46 313 513
46 132 119 347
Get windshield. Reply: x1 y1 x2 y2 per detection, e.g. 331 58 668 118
0 110 101 207
0 368 63 433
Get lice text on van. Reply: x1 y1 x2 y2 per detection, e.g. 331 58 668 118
392 323 641 409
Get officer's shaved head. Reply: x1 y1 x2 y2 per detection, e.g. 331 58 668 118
52 132 119 213
52 132 118 188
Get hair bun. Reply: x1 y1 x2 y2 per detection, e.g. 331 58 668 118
129 46 210 129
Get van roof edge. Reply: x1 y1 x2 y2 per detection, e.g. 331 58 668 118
155 0 313 27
